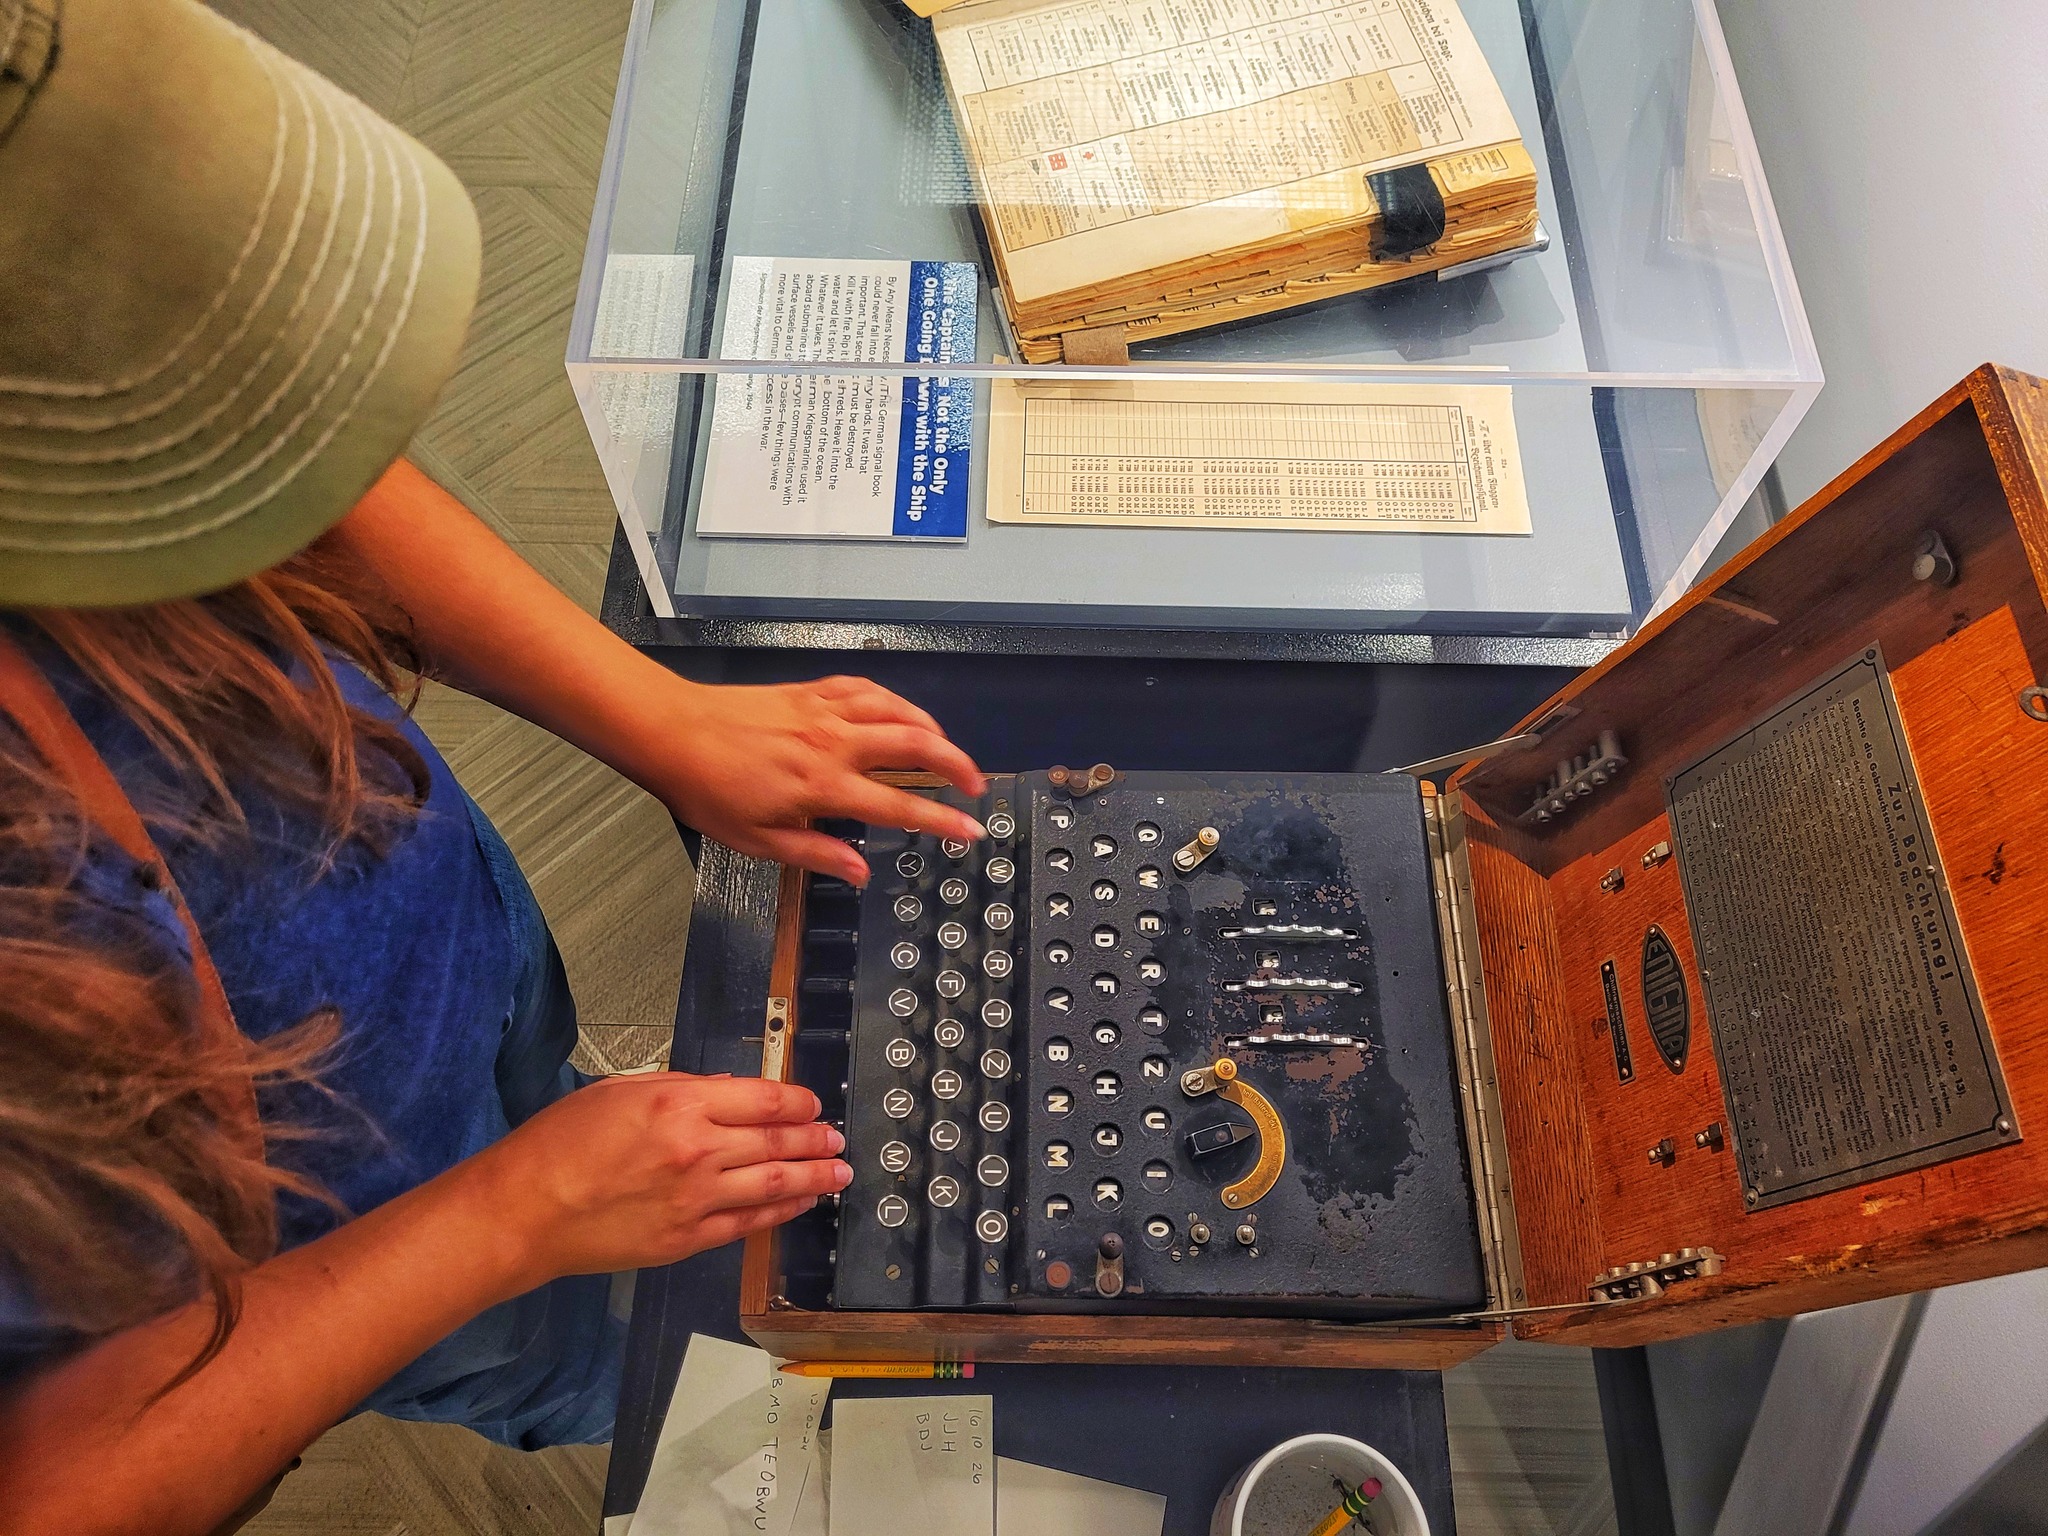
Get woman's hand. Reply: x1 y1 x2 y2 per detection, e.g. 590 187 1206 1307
479 1073 850 1287
0 1071 847 1536
329 466 986 883
634 674 989 884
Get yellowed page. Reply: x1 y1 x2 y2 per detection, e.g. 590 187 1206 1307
986 377 1530 533
933 0 1525 306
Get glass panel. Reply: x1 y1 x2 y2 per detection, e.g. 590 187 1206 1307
566 0 1820 638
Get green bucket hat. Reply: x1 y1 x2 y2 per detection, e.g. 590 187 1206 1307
0 0 480 607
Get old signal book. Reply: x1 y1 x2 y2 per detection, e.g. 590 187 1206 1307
912 0 1541 362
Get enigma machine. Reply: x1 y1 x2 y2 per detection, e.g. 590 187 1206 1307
818 769 1484 1321
740 367 2048 1370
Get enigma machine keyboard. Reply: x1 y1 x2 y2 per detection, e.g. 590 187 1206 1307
794 769 1486 1320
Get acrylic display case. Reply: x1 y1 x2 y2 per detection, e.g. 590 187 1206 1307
570 0 1818 662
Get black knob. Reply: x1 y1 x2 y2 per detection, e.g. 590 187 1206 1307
1098 1232 1124 1260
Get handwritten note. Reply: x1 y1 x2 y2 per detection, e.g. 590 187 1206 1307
827 1395 994 1536
630 1334 829 1536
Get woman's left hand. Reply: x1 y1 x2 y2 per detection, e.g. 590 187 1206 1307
326 468 985 882
631 673 988 884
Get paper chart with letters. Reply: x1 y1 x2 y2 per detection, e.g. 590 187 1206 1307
987 376 1532 533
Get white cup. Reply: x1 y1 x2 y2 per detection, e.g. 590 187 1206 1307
1209 1433 1429 1536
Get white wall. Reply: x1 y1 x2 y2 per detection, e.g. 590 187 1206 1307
1843 1269 2048 1536
1681 10 2048 1533
1716 0 2048 504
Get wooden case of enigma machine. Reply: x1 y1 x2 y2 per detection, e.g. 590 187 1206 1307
741 366 2048 1370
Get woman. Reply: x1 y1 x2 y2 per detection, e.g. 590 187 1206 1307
0 3 986 1532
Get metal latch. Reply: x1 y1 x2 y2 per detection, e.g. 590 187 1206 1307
759 996 791 1082
1387 730 1545 779
1588 1246 1725 1303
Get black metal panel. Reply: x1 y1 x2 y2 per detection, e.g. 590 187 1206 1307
1592 1348 1678 1536
1668 648 2019 1209
605 838 1463 1536
837 783 1025 1310
1601 958 1635 1084
823 771 1482 1318
1019 771 1481 1315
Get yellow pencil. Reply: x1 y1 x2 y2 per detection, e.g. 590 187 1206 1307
778 1360 975 1379
1307 1477 1382 1536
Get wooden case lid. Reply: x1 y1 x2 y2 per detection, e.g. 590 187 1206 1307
1448 365 2048 1347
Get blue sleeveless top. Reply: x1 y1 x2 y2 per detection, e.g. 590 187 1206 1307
0 640 539 1384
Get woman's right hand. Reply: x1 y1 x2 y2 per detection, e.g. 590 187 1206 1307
476 1072 850 1286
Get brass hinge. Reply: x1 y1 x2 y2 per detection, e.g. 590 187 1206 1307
1423 787 1528 1314
1589 1247 1725 1303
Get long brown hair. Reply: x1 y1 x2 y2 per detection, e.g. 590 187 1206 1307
0 535 429 1383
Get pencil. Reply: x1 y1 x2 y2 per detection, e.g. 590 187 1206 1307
778 1360 975 1379
1306 1477 1382 1536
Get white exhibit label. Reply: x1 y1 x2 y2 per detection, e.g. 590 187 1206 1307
697 257 978 541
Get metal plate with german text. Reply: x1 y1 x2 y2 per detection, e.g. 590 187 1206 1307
1600 960 1634 1083
1640 926 1689 1073
1667 648 2018 1209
